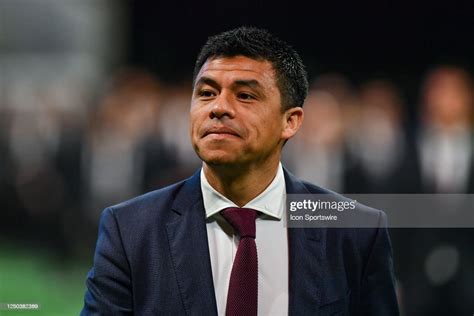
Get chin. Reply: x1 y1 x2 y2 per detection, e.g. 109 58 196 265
197 149 240 166
201 154 238 166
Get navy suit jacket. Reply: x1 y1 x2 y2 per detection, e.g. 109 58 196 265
81 169 399 315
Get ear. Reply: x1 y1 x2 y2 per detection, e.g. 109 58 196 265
281 107 304 141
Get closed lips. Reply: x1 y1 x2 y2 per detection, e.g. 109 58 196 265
203 127 240 137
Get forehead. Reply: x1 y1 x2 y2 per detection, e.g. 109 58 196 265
195 56 277 87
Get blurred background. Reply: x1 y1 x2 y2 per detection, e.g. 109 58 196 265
0 0 473 315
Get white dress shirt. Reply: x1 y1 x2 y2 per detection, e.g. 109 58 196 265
201 163 289 315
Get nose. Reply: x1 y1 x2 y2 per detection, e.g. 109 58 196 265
210 93 235 119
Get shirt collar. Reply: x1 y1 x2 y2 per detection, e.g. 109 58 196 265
201 163 286 220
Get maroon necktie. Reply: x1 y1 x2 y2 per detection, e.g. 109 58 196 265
221 207 258 316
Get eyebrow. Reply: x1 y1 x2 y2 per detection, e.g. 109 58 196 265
194 77 265 94
194 76 220 90
232 79 263 91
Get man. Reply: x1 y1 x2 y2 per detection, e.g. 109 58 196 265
81 27 399 315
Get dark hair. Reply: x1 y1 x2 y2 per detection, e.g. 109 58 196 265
193 26 308 110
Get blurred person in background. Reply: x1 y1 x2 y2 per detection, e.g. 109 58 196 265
344 79 421 193
284 83 346 192
284 73 361 193
399 65 474 315
417 66 474 193
83 69 178 218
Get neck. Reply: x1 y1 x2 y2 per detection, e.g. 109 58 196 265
203 159 280 207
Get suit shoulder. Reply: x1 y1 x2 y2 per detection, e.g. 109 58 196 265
106 179 187 220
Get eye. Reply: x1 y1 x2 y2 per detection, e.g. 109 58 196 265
198 90 216 98
237 92 255 101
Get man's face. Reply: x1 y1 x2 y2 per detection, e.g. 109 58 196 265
190 56 292 168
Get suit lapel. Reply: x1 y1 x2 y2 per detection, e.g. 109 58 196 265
284 169 328 315
165 170 218 315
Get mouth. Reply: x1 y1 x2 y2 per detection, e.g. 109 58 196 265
203 126 240 138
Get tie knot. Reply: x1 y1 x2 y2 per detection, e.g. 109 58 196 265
221 207 257 239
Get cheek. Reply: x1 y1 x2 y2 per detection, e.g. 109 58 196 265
250 116 280 144
189 108 203 131
189 121 201 145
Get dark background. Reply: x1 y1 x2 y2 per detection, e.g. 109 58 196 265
128 1 474 80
